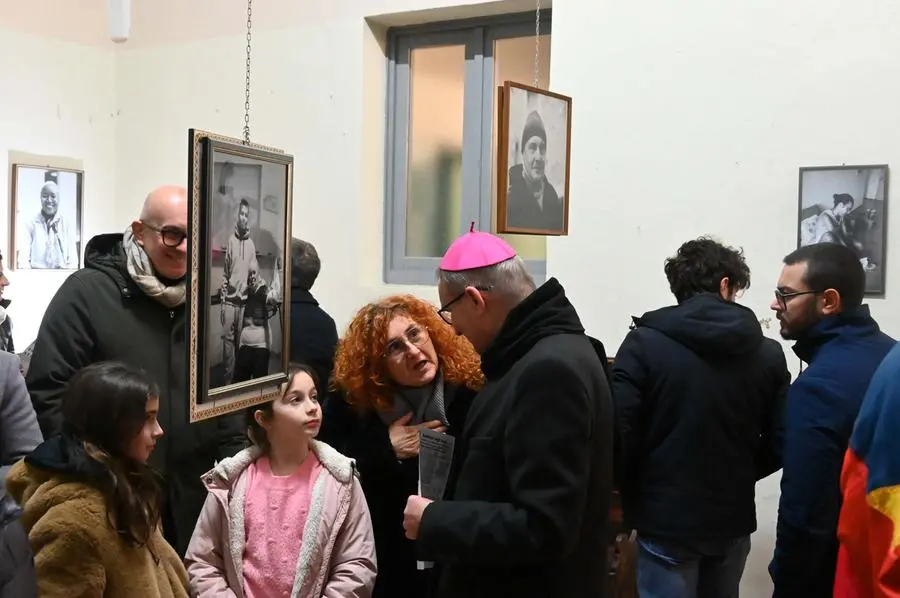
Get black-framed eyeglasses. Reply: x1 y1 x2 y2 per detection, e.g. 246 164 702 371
143 222 187 248
383 325 429 361
774 288 823 310
437 286 492 325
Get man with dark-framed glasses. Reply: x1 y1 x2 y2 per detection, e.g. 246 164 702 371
25 185 246 557
769 242 895 598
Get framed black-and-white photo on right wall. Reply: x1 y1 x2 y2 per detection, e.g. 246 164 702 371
798 164 889 296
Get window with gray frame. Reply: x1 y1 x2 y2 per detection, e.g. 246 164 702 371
384 12 552 285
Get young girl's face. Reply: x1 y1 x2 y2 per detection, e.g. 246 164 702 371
126 396 164 463
263 372 322 442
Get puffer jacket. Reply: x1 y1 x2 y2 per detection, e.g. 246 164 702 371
185 441 377 598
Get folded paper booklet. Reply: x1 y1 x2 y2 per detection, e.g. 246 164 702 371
417 428 455 570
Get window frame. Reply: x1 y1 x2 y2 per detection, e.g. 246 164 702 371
383 11 553 285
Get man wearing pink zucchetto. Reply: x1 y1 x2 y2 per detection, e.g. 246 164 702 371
402 224 615 598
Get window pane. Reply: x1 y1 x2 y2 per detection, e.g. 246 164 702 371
405 45 465 258
492 34 552 261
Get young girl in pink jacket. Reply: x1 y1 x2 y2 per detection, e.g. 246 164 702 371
185 364 377 598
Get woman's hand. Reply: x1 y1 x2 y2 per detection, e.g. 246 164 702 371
388 412 447 459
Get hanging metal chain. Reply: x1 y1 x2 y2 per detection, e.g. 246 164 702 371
242 0 253 145
533 0 541 87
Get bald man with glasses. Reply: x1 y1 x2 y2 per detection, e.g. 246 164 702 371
25 185 247 557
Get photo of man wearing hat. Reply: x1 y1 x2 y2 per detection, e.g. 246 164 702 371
505 109 564 232
15 168 80 270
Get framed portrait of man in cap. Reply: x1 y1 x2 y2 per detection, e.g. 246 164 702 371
497 81 572 236
9 164 83 270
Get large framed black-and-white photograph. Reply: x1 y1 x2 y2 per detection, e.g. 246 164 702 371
187 128 294 422
497 81 571 236
798 165 889 296
10 164 83 270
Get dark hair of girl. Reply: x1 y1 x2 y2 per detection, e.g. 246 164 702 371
247 362 321 452
61 361 163 547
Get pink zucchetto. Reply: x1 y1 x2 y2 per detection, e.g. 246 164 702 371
438 222 517 272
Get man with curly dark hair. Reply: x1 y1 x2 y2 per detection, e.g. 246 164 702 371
612 236 790 598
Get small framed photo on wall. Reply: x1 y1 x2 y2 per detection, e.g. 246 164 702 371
10 164 84 270
797 164 889 296
497 81 572 236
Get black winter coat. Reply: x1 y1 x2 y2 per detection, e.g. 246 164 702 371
612 293 790 540
318 382 475 598
0 493 37 598
417 278 614 598
25 233 247 555
288 287 338 392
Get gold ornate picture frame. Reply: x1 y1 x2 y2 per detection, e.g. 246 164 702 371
187 128 294 422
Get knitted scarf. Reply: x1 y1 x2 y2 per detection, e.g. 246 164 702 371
390 372 449 426
122 228 186 308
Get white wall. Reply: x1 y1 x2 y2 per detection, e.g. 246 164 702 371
10 0 900 593
549 1 900 594
0 27 117 347
112 0 540 328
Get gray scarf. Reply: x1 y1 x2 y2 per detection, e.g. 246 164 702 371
122 228 185 308
380 372 450 426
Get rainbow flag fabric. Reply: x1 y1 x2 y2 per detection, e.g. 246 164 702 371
835 342 900 597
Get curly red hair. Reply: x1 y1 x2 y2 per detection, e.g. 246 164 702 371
332 294 484 412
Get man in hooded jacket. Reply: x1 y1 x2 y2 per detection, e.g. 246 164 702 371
612 237 790 598
25 185 246 556
769 242 895 597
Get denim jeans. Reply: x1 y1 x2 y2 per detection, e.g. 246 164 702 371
637 535 751 598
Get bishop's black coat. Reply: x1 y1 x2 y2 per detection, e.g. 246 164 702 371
417 278 614 598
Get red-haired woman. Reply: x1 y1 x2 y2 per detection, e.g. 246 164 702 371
320 294 483 598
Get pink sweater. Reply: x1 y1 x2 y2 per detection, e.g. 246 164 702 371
242 453 323 598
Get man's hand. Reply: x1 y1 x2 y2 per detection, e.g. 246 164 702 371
403 495 434 540
388 412 446 460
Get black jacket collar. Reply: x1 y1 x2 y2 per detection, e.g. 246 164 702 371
481 278 584 380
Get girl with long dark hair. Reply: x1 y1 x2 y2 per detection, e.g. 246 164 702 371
5 361 188 597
